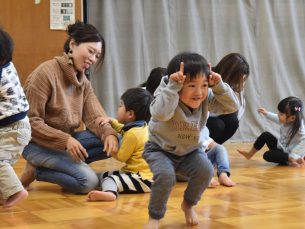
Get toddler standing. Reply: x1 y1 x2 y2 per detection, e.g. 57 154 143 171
143 52 239 228
0 28 31 208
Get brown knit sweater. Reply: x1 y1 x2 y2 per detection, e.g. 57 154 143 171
24 54 117 151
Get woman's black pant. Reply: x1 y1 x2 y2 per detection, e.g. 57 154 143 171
206 112 239 144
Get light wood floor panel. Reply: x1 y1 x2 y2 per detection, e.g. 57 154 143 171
1 142 305 228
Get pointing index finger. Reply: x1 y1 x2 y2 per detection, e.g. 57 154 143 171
180 62 184 74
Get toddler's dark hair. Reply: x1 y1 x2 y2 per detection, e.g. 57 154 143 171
167 52 210 80
0 27 14 65
121 87 153 123
140 67 167 96
278 96 304 144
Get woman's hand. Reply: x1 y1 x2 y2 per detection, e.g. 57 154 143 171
66 137 88 162
169 62 186 85
95 116 112 126
103 135 119 157
208 65 221 87
208 140 217 149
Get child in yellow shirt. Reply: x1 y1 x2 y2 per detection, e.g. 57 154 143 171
86 87 153 201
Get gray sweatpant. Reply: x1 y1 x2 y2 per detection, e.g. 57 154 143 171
143 141 214 220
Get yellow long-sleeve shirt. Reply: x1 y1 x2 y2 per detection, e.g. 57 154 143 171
111 119 152 180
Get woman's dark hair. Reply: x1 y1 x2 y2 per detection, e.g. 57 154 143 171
278 96 304 145
63 21 105 71
0 27 14 65
121 87 153 123
212 53 250 93
167 52 209 80
140 67 167 96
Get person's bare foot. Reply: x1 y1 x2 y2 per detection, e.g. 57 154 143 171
208 177 220 188
181 200 198 226
143 217 159 229
20 162 36 190
3 189 28 208
237 149 254 160
86 191 117 202
218 173 236 187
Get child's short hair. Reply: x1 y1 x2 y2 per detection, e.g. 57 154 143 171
167 52 210 80
121 87 153 122
0 28 14 65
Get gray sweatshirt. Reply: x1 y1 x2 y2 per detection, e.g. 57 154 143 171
149 76 239 156
265 112 305 159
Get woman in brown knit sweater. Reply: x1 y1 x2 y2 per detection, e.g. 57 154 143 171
20 21 119 193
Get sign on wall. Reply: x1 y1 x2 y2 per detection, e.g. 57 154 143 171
50 0 75 30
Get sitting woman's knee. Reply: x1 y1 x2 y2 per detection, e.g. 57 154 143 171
76 174 99 194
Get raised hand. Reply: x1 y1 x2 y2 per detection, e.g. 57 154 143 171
208 64 221 87
169 62 186 85
257 107 267 115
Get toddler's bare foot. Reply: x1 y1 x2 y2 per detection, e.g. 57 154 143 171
143 218 159 229
208 177 219 188
86 191 117 202
218 173 236 187
20 162 36 190
181 200 198 226
237 149 253 160
3 189 28 208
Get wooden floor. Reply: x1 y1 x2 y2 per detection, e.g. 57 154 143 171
1 142 305 229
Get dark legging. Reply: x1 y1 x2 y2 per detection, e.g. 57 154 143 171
206 112 239 144
254 131 289 164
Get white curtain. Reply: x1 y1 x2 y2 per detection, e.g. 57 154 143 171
88 0 305 142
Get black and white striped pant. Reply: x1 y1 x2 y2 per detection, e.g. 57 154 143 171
98 170 152 195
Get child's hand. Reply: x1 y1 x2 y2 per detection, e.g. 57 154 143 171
296 157 305 166
169 62 186 85
208 140 217 149
288 157 304 167
103 135 119 157
96 117 112 126
257 107 267 115
208 64 221 87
